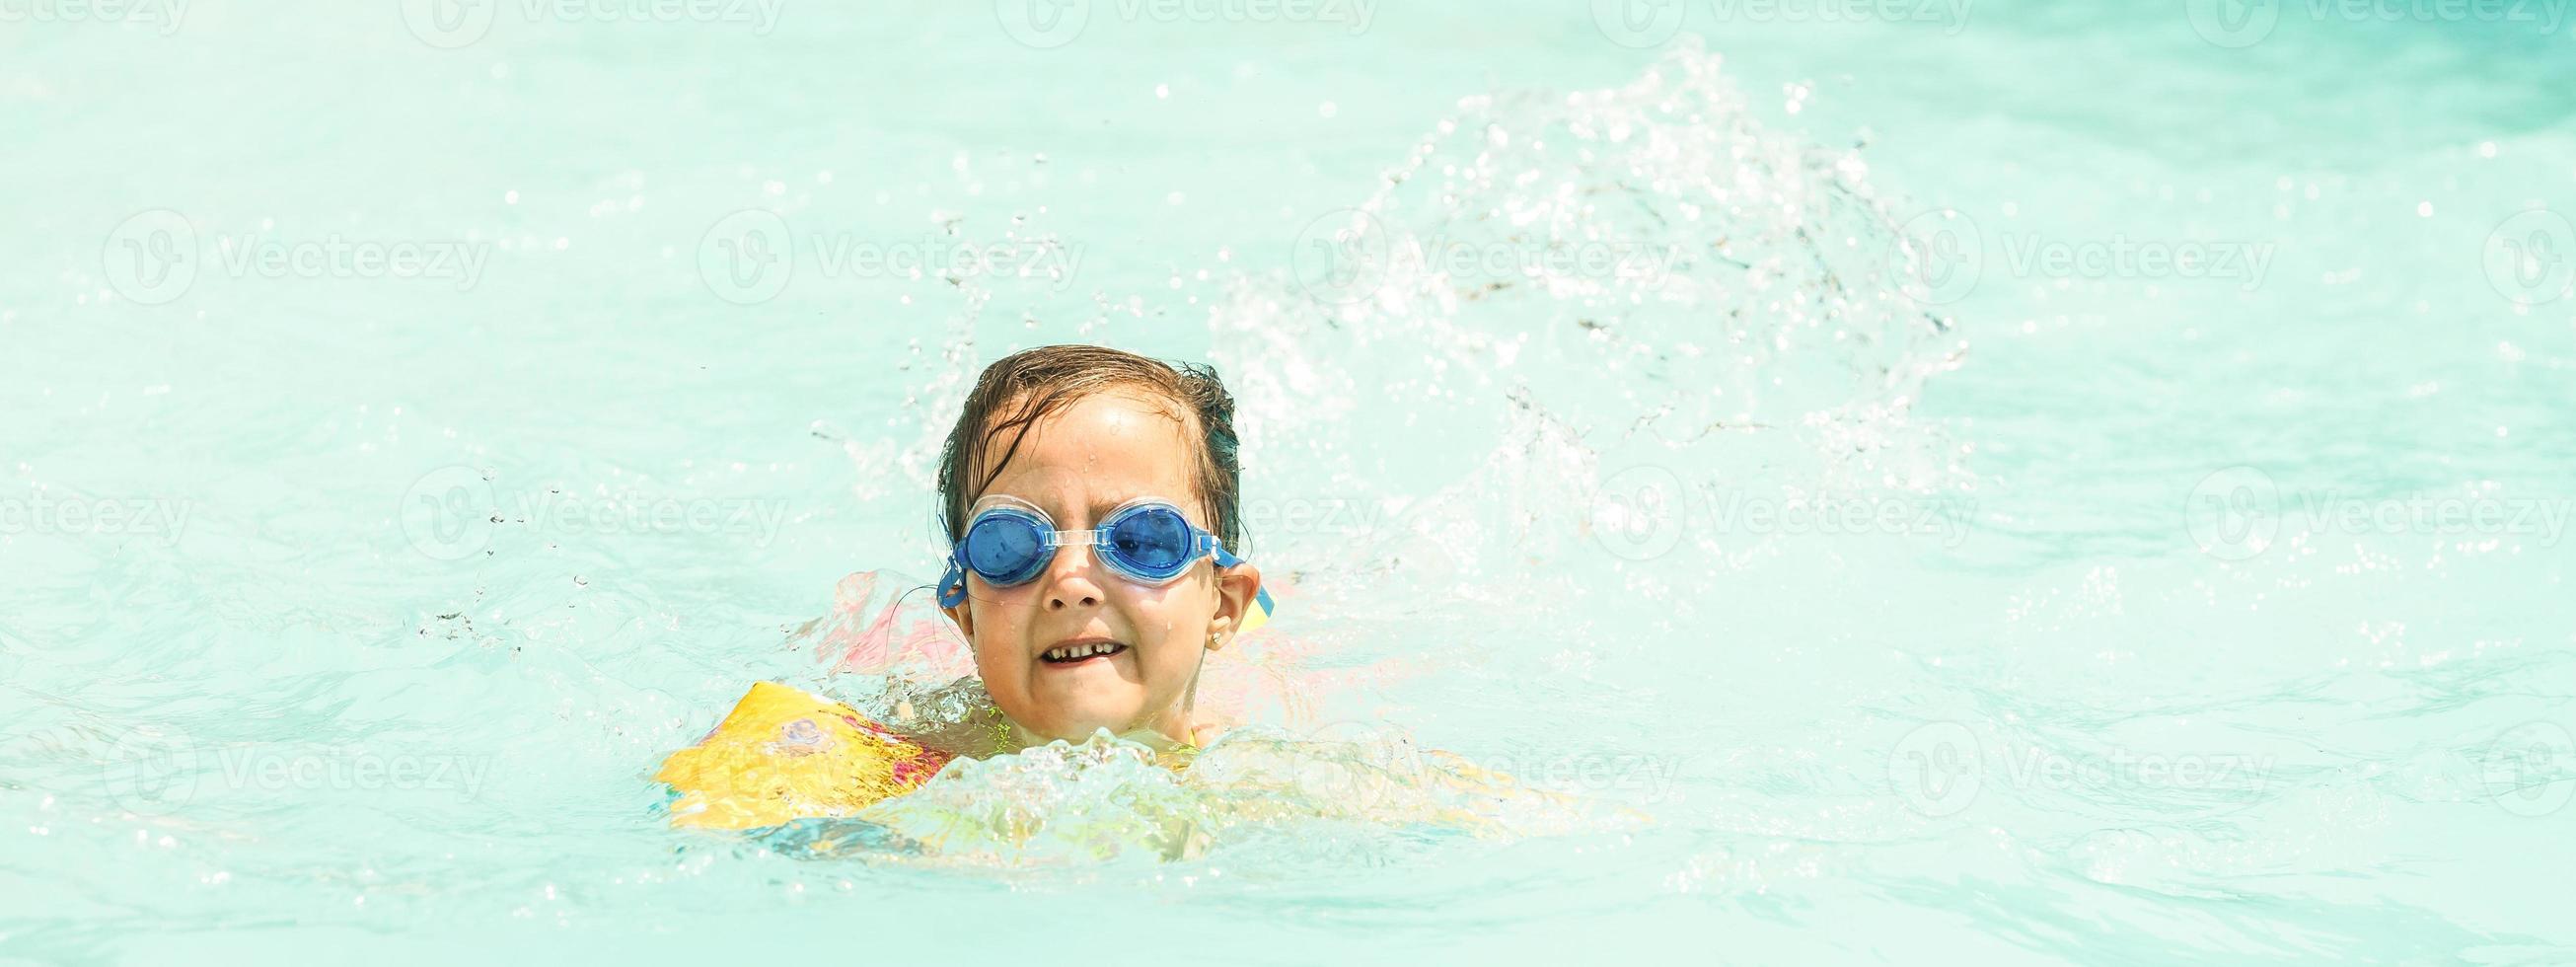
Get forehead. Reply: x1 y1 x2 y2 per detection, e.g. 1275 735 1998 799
975 390 1200 517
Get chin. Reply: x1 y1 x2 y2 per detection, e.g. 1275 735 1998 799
1028 702 1141 741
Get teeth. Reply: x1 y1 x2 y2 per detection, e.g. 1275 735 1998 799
1045 642 1123 661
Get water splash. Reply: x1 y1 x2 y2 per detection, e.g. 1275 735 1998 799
823 726 1628 865
1213 38 1972 595
1222 39 1961 467
809 40 1978 864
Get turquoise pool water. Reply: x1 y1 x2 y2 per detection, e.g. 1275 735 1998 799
5 1 2574 962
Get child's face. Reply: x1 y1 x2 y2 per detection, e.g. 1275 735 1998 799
940 389 1262 745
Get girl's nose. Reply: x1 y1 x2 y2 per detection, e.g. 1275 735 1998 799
1044 546 1104 611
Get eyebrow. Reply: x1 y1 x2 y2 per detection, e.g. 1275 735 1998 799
971 492 1152 520
1009 492 1209 528
1068 495 1144 524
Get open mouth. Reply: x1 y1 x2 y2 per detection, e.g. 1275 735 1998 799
1041 640 1129 665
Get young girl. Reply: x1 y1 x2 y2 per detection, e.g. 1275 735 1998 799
657 344 1280 829
926 343 1275 752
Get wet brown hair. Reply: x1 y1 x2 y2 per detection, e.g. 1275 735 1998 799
934 344 1245 554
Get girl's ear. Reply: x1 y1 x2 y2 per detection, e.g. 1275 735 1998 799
942 599 975 640
1203 561 1263 652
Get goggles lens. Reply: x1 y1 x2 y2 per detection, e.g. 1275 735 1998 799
1105 504 1194 580
961 509 1052 586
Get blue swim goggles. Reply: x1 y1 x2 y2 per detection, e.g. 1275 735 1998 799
936 495 1276 633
